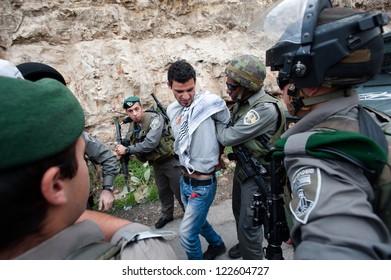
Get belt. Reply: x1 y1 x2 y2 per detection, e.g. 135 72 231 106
181 166 215 176
183 175 215 187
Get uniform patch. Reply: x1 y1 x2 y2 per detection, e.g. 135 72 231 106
150 117 161 130
289 167 321 224
243 109 260 125
84 133 96 143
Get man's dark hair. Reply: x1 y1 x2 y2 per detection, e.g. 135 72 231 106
167 60 196 86
0 142 78 252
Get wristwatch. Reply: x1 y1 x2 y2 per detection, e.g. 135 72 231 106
102 185 114 192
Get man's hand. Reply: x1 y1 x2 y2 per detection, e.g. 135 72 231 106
99 190 114 211
215 144 226 171
115 144 127 156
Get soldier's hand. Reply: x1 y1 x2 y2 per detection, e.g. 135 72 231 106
99 190 114 211
115 144 127 156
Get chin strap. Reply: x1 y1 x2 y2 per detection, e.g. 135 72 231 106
288 87 351 116
236 87 245 103
302 89 351 106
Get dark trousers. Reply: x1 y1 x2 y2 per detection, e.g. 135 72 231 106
232 165 265 259
153 156 184 219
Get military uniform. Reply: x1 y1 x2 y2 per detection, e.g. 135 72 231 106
14 220 177 260
281 90 391 259
83 132 119 187
124 111 184 220
83 131 119 208
216 89 285 259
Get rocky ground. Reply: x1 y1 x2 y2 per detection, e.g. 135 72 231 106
110 171 234 226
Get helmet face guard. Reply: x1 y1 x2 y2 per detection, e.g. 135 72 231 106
265 0 389 88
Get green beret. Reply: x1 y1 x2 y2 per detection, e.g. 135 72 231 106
0 76 85 171
273 131 387 171
123 96 140 109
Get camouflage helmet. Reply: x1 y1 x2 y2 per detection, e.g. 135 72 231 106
225 54 266 92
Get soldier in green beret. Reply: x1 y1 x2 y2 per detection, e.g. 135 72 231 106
116 96 184 229
215 54 286 259
0 76 177 259
16 61 120 212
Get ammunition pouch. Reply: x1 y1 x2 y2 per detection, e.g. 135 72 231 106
231 152 269 184
236 162 256 183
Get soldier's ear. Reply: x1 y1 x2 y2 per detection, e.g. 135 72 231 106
41 167 68 206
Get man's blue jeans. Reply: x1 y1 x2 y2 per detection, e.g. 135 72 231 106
179 175 224 260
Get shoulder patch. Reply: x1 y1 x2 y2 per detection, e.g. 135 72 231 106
150 116 162 130
83 132 97 143
243 109 260 125
289 167 321 224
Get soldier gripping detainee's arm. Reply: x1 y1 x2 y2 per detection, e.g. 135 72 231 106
215 54 286 260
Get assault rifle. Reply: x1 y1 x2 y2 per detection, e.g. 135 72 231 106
114 118 130 193
262 146 290 260
151 93 170 125
150 93 172 137
231 140 289 260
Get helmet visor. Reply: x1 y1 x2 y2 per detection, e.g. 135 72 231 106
263 0 309 44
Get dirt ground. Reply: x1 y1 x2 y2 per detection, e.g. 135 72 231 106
111 171 234 226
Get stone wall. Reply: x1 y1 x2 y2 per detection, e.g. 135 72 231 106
1 0 390 143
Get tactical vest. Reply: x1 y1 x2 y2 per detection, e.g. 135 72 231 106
125 111 175 163
232 93 286 163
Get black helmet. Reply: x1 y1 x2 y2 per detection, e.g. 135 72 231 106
265 0 389 88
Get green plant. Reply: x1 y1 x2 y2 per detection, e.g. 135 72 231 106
146 185 159 203
113 173 126 188
87 162 103 207
224 146 233 154
111 159 157 210
223 146 236 173
114 191 137 209
129 161 155 203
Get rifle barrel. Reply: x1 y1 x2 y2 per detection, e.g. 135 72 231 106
151 93 170 124
115 119 130 192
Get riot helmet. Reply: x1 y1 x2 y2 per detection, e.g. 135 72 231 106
265 0 389 88
225 54 266 92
